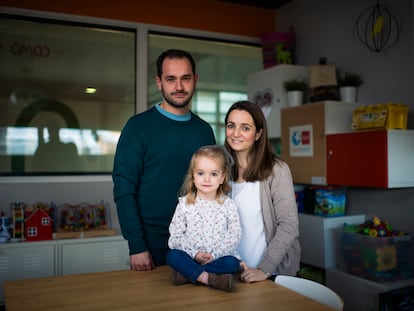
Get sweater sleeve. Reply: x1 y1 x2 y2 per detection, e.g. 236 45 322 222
112 117 147 255
259 160 300 275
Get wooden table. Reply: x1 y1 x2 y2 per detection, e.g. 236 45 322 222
4 266 335 311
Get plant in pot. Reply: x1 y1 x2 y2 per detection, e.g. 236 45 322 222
337 70 363 102
283 78 308 107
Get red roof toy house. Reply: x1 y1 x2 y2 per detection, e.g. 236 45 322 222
24 208 53 241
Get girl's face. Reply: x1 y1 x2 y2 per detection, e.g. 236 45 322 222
193 155 225 201
225 109 262 154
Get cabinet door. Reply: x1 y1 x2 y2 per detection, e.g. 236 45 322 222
326 130 388 187
326 129 414 188
0 242 56 304
60 237 130 275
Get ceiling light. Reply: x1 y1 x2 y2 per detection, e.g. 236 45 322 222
85 87 97 94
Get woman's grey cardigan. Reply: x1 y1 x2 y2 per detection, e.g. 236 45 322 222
258 160 301 276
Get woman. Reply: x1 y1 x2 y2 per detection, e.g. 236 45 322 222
224 100 300 283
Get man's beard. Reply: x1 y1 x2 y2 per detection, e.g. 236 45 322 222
162 89 193 109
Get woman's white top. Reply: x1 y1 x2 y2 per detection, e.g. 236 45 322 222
232 181 266 268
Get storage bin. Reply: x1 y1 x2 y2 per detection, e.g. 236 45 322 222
338 231 413 282
352 103 409 130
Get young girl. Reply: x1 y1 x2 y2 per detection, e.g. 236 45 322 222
166 145 241 292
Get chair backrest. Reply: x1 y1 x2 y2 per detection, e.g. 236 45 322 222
274 275 344 310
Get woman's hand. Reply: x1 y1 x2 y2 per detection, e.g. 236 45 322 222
239 262 269 283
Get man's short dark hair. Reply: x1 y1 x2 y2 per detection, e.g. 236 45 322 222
156 49 196 78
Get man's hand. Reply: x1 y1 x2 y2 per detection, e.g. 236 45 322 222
130 251 155 271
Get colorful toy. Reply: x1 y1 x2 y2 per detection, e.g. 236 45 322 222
10 201 26 240
0 212 11 242
57 201 109 233
344 216 404 238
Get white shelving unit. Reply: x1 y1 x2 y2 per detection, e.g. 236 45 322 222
326 268 414 311
299 213 365 269
0 235 129 304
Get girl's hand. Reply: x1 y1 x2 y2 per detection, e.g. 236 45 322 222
239 262 268 283
195 252 213 264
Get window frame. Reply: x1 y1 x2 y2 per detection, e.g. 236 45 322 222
0 6 260 183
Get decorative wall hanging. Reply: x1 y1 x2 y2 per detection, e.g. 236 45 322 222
353 0 400 52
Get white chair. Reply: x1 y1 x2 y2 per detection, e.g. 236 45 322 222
274 275 344 310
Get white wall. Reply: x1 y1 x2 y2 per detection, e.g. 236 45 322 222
277 0 413 106
276 0 414 233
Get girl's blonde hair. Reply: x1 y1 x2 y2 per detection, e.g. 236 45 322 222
180 145 233 205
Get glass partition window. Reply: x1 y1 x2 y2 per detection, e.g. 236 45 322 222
0 14 136 175
148 33 262 144
0 15 262 175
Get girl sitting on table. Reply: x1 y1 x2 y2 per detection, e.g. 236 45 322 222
224 100 301 283
166 145 241 292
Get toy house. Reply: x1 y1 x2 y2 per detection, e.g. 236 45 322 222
24 208 53 241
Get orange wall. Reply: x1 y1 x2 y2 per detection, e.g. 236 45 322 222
1 0 276 38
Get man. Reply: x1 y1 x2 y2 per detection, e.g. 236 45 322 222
113 49 216 271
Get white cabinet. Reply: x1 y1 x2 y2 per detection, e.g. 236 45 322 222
282 102 414 188
0 240 57 304
326 129 414 188
0 236 129 305
59 236 130 275
326 268 414 311
248 64 309 138
299 213 365 268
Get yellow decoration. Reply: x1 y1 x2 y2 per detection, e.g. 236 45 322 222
372 15 384 36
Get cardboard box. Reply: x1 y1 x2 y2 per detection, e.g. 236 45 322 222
281 101 358 184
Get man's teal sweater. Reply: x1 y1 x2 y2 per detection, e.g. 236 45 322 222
112 106 216 255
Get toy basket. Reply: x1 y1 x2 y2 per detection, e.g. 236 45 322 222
337 230 413 282
352 103 408 130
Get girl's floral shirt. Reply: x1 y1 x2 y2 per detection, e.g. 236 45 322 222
168 195 241 260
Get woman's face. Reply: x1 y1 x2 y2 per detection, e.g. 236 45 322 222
225 109 262 154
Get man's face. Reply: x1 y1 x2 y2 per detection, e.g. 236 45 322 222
156 57 198 113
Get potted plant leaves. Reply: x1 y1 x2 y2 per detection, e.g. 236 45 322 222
337 70 363 102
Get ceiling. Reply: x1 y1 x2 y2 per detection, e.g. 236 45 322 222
218 0 291 10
